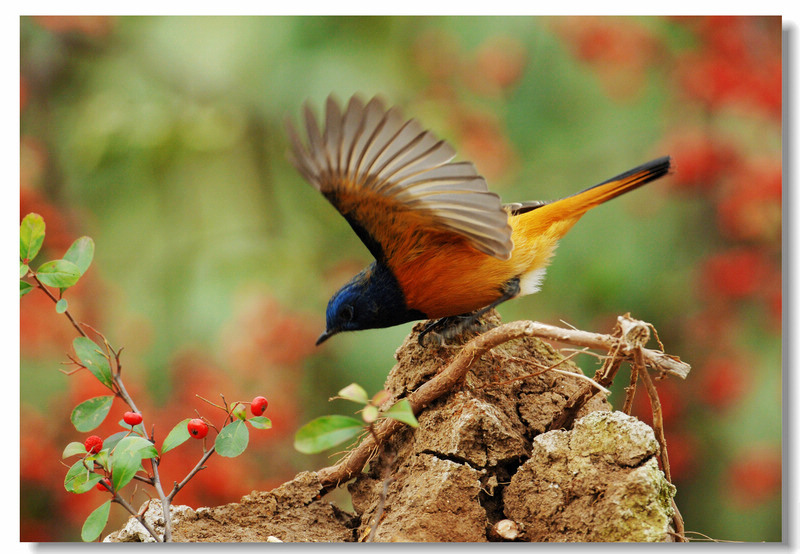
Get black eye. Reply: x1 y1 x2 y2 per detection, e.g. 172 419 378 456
341 305 354 322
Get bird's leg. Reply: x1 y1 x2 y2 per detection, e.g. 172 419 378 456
418 277 521 346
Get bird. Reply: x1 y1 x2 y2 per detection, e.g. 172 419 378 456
286 94 673 346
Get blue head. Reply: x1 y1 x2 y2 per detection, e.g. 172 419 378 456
316 262 426 345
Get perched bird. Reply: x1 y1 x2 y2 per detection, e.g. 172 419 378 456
286 94 672 345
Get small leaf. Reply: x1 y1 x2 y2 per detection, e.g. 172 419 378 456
161 419 191 454
71 396 114 432
110 436 154 491
93 450 110 472
294 415 364 454
215 420 249 458
64 460 89 492
20 262 29 278
382 399 419 427
62 441 87 458
72 337 114 389
248 416 272 430
73 471 104 494
64 459 103 494
81 500 111 542
338 383 369 404
362 405 379 424
36 259 82 288
56 298 68 313
63 236 95 275
20 281 33 297
371 389 392 407
231 403 247 421
20 213 45 262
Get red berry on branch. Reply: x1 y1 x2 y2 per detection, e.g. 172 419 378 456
251 396 269 416
123 411 143 426
84 435 103 454
187 418 209 439
96 478 112 492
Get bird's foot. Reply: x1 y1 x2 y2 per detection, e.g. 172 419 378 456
417 313 493 346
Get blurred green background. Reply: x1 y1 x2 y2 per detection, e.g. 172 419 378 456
20 16 782 542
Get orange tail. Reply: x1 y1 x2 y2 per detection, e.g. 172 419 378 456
517 156 673 238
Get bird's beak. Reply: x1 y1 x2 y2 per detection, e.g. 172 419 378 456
315 329 336 346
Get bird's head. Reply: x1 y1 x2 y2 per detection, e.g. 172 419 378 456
316 262 425 345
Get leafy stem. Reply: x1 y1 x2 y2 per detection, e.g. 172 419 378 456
30 271 88 338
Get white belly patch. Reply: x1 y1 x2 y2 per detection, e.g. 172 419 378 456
518 267 547 297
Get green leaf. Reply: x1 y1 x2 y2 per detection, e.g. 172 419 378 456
161 419 191 454
64 460 89 492
102 431 129 453
338 383 369 404
114 435 158 460
36 259 82 288
70 396 114 432
215 420 249 458
20 262 29 278
113 435 158 457
64 459 103 494
63 236 95 275
294 415 364 454
20 281 33 297
62 441 87 458
248 416 272 430
20 213 45 262
93 450 110 472
382 399 419 427
110 436 154 491
73 471 104 494
72 337 114 389
56 298 68 313
81 500 111 542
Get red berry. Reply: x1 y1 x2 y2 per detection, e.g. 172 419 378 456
251 396 268 416
187 418 208 439
96 478 112 492
123 411 143 426
84 435 103 454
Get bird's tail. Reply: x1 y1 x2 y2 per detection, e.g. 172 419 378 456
518 156 673 237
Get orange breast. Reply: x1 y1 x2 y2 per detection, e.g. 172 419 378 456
390 211 578 318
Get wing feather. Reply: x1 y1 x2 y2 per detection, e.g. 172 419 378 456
286 94 513 262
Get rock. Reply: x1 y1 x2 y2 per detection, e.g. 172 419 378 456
503 410 676 542
103 501 196 542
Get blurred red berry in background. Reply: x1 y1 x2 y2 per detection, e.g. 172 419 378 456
716 157 782 243
34 16 116 37
469 35 527 97
697 357 749 411
662 130 739 193
700 248 771 300
726 445 782 508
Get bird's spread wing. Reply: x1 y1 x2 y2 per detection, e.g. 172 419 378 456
286 95 513 264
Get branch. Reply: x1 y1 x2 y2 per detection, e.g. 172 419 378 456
31 273 88 338
166 447 216 502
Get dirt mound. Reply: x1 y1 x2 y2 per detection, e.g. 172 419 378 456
108 314 676 542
